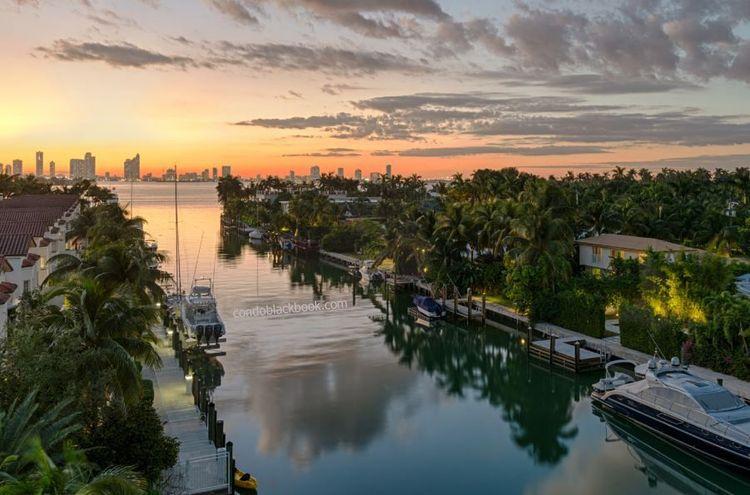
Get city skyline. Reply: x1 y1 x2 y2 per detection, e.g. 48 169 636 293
1 1 750 178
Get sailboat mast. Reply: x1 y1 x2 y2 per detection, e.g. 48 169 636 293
174 166 182 297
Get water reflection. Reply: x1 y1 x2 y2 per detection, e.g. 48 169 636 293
375 295 592 466
593 407 750 495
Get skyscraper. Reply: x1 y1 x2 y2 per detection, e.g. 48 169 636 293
221 165 231 178
337 167 344 178
49 161 55 178
3 164 10 175
289 170 295 180
12 159 22 176
69 158 85 179
84 152 95 179
212 167 218 180
201 169 210 181
310 165 320 180
354 169 362 181
385 163 392 178
124 153 141 180
35 151 43 176
370 172 381 183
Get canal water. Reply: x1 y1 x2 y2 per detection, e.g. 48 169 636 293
121 182 750 495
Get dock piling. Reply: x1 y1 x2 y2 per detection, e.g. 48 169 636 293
549 335 556 364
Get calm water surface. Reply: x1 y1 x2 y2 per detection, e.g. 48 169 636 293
119 182 750 495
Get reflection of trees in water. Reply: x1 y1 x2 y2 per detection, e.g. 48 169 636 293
379 295 593 465
217 231 243 260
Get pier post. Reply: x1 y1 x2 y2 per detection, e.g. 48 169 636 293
215 420 225 448
527 324 532 354
481 292 486 326
467 288 472 323
549 335 556 364
574 342 580 373
717 378 724 386
207 402 216 442
453 287 458 321
227 441 235 493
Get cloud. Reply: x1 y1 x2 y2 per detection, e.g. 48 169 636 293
282 147 362 157
203 0 259 25
36 39 197 68
321 83 367 95
395 145 609 157
472 71 701 94
214 42 431 75
604 153 750 170
234 90 750 147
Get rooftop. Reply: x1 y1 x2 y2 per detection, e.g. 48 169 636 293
0 234 33 257
576 234 701 253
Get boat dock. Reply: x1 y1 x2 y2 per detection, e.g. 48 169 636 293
528 336 604 372
143 325 232 495
318 249 360 269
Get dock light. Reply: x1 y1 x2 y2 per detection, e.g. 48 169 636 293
167 329 174 337
156 302 161 308
520 338 526 346
185 374 193 381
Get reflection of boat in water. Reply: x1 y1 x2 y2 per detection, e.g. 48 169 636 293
181 278 225 344
592 358 750 473
594 405 750 495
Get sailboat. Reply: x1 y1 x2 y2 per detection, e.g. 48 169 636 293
169 167 225 345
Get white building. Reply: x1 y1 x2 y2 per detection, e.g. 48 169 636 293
576 234 701 271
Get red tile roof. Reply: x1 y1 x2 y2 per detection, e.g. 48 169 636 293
0 257 12 272
0 234 33 257
0 281 18 293
22 257 37 267
0 194 78 209
0 221 51 237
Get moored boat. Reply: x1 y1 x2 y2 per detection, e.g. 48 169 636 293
180 278 225 345
248 228 264 241
592 358 750 472
412 295 445 319
359 260 384 284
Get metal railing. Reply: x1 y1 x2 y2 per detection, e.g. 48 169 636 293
166 451 230 495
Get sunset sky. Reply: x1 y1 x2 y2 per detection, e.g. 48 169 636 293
2 0 750 178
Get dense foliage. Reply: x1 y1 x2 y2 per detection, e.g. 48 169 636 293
0 183 177 492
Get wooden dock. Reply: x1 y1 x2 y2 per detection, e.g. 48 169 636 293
318 249 361 268
528 336 604 372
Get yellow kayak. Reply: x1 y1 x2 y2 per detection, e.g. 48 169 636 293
234 467 258 491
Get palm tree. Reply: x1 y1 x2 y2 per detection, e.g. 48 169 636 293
43 277 161 404
0 392 146 494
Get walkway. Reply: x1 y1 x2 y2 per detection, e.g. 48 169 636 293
143 326 229 494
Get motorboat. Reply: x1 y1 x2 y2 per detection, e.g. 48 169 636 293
736 274 750 297
592 357 750 472
180 278 225 344
278 234 294 251
412 295 445 319
248 228 264 241
359 260 384 284
594 405 750 495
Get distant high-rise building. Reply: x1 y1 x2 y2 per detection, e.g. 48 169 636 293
163 168 176 182
104 171 111 180
2 164 9 175
212 167 218 180
84 152 95 179
49 161 56 178
123 153 141 180
12 159 22 176
289 170 295 180
370 172 381 183
310 165 321 180
221 165 231 178
354 169 362 181
35 151 43 176
337 167 344 178
201 169 210 181
385 163 392 178
69 158 84 179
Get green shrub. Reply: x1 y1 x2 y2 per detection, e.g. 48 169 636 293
620 303 686 358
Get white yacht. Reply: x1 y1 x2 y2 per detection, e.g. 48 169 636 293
593 358 750 472
248 228 264 241
180 278 225 344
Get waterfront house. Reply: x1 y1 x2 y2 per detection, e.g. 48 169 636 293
576 234 701 271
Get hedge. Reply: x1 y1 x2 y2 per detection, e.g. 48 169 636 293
619 303 686 358
533 287 606 338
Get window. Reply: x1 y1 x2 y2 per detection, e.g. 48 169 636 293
592 246 602 264
696 391 744 412
23 280 30 294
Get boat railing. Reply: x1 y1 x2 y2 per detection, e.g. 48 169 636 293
638 389 750 445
